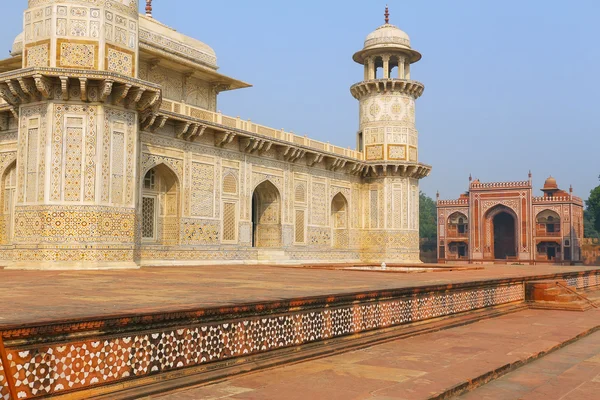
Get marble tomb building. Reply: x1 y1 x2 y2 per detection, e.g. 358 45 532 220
0 2 430 269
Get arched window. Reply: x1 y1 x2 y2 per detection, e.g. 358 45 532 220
448 212 468 237
294 184 306 203
374 56 384 79
223 174 237 195
536 210 560 236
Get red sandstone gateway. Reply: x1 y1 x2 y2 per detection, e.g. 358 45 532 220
437 175 584 265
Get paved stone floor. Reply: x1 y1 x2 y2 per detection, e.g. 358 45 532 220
149 308 600 400
0 264 597 327
459 328 600 400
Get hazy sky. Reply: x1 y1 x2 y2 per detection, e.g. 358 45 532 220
2 1 598 201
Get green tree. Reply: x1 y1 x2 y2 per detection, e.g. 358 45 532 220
586 180 600 234
584 210 599 239
419 191 437 242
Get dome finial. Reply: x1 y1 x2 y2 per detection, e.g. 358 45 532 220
384 5 390 24
146 0 153 18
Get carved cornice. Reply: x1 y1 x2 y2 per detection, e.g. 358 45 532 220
361 162 431 179
146 108 432 179
0 68 162 113
350 79 425 100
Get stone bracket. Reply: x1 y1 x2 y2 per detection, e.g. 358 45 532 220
240 138 273 154
306 153 324 167
283 147 306 163
215 131 235 147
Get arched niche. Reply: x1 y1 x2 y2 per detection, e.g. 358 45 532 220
141 163 180 245
252 180 282 248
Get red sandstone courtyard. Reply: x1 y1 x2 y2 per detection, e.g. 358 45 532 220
2 263 600 399
0 264 596 326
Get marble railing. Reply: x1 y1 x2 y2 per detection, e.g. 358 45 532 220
159 99 364 160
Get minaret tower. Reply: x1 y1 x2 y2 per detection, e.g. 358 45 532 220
351 7 431 262
0 0 161 269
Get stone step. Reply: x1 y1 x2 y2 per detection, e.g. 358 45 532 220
256 250 289 262
543 287 561 301
556 293 579 303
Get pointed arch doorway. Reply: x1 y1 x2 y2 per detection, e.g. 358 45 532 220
493 211 517 259
141 164 180 245
331 192 349 248
251 180 282 248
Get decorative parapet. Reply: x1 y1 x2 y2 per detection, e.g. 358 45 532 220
437 199 469 206
470 181 530 189
156 98 363 160
350 78 425 100
533 196 583 206
146 98 431 179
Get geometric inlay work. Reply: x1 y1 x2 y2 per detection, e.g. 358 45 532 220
294 184 306 203
2 165 17 245
180 219 220 245
388 144 406 160
308 226 331 247
19 106 46 204
366 145 384 161
191 163 214 217
52 105 97 202
481 199 520 215
295 209 305 243
222 173 237 195
106 45 134 76
111 131 125 204
25 126 39 203
370 189 378 229
58 40 97 69
3 283 524 399
310 182 326 225
103 109 136 205
141 196 155 240
222 202 236 242
566 273 600 290
64 126 83 201
0 355 7 400
13 205 135 244
393 185 403 229
25 41 49 68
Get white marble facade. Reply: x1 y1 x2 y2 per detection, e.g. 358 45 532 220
0 1 430 269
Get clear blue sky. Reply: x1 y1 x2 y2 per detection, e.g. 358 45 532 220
2 1 599 201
